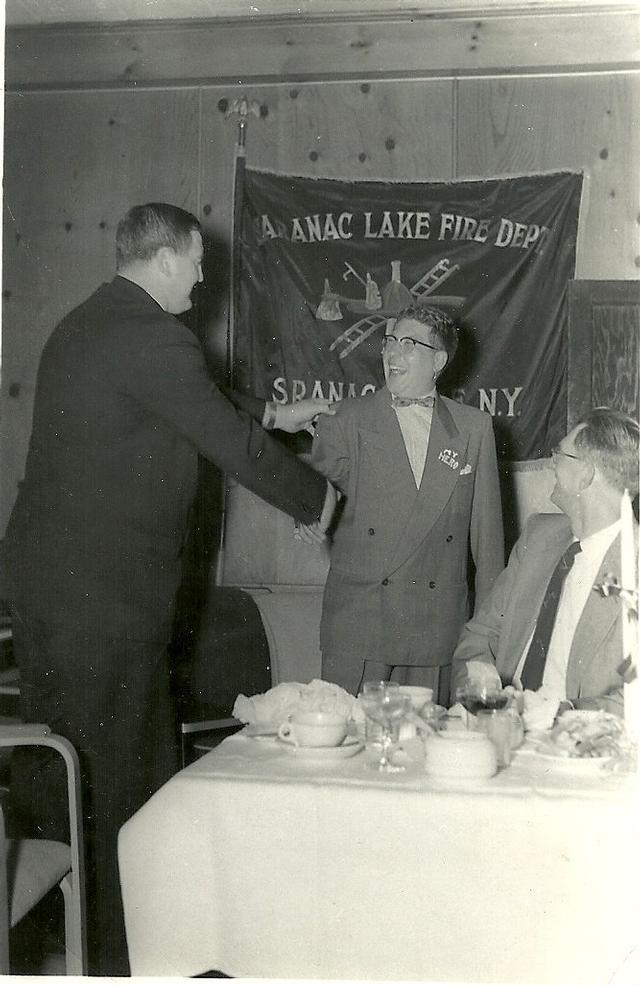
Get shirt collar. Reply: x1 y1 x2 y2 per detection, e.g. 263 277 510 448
577 520 621 559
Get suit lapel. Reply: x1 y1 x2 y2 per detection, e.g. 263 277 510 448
498 525 574 680
356 389 418 554
388 398 468 571
566 536 622 695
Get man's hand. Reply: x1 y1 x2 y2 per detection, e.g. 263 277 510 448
293 482 338 546
274 398 338 434
465 660 502 691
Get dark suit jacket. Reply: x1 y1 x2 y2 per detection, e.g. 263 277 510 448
2 275 326 641
451 513 628 714
312 387 504 686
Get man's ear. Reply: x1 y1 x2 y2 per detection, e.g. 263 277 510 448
155 246 175 277
434 349 448 377
578 460 597 491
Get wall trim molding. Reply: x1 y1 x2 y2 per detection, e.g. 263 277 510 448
6 9 640 90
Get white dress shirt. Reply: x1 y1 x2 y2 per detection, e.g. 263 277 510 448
514 520 621 701
392 395 435 487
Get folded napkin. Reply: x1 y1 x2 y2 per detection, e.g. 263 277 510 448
521 688 560 732
233 678 357 726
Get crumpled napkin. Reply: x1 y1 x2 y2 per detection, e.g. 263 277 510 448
521 688 560 732
233 679 357 726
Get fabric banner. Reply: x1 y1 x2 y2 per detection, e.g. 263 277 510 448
235 168 582 461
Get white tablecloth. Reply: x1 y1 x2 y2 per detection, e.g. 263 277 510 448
118 734 639 982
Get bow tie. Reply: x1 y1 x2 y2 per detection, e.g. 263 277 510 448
391 395 435 409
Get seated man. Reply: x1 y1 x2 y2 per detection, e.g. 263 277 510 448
451 408 639 723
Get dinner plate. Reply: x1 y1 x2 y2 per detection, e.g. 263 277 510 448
536 748 612 774
277 735 364 759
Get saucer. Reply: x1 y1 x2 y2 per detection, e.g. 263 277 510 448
278 735 364 759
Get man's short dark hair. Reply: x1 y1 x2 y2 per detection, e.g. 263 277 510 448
116 203 201 269
574 408 640 495
395 303 459 364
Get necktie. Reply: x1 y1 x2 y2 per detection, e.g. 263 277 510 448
520 540 582 691
392 395 435 409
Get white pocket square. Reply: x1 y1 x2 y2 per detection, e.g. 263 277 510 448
459 463 473 475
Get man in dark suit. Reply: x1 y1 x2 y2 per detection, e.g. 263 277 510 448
1 202 336 974
451 408 639 725
309 303 505 703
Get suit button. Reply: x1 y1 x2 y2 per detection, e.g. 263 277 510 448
446 535 453 542
429 581 436 589
368 528 375 535
382 578 389 586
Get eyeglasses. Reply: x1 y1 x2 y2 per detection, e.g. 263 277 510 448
551 445 582 463
381 334 441 355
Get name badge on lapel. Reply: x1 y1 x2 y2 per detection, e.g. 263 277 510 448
438 448 459 470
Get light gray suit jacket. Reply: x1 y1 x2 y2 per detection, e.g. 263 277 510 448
451 512 629 714
312 387 504 691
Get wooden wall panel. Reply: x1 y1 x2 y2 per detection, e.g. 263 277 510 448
1 88 200 527
2 51 639 586
456 73 640 279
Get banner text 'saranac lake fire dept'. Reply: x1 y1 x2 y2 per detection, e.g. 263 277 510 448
235 169 582 462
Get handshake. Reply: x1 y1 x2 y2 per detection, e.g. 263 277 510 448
293 482 338 546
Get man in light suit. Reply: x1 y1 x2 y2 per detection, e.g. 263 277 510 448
310 303 505 702
451 408 639 720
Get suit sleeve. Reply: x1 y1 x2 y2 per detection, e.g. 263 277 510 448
310 409 352 494
469 416 505 605
219 386 268 424
117 326 326 524
451 521 530 697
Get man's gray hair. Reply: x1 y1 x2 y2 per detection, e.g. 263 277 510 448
574 407 640 495
116 203 201 269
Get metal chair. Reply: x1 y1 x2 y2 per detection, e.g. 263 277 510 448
0 724 87 975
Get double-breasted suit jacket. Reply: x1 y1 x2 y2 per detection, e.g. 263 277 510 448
451 513 630 714
312 386 504 691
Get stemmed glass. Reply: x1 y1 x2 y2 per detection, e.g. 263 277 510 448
455 679 508 728
359 681 411 772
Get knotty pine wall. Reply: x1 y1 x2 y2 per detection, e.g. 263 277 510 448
2 10 639 588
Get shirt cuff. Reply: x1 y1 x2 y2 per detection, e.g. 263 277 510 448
262 401 277 430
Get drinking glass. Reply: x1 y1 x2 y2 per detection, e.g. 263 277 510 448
455 680 508 729
360 686 411 772
475 708 513 768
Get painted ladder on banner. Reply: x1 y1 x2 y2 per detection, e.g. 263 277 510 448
329 258 460 360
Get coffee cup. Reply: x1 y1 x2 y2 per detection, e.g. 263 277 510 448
278 711 348 748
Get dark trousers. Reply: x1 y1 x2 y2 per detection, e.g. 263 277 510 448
8 609 179 976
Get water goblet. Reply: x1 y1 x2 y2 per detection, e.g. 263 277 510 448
359 680 399 746
360 689 411 772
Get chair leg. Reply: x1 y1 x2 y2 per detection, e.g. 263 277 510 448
60 872 87 975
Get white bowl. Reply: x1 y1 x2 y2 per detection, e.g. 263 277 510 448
425 730 497 781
